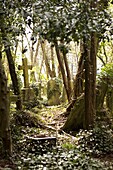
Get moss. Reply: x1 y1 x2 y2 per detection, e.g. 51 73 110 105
12 110 44 128
62 94 85 132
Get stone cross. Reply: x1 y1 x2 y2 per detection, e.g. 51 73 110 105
18 58 32 88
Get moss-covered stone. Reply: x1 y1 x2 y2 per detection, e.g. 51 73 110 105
47 78 62 106
62 94 84 132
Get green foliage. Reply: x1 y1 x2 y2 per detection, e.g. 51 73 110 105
33 0 112 44
14 145 111 170
10 107 113 169
62 142 76 150
0 1 22 45
24 98 45 110
12 110 44 127
77 124 113 155
0 0 113 51
100 63 113 79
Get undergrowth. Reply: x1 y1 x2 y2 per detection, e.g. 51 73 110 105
77 124 113 156
10 120 113 169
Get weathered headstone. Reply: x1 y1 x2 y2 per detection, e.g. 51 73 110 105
47 78 62 106
18 58 35 101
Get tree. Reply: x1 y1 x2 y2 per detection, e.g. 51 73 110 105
50 44 56 78
0 0 32 154
0 0 23 110
26 0 112 130
41 40 54 78
54 40 71 101
62 0 111 131
0 49 12 156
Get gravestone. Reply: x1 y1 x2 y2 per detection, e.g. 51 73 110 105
47 77 62 106
9 89 19 102
18 58 35 101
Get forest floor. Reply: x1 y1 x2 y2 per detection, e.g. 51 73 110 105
0 103 113 169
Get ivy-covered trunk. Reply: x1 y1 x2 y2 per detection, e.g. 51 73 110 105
0 51 12 155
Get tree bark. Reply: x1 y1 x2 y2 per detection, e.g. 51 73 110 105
96 78 108 109
41 41 53 78
66 46 85 113
0 50 12 156
84 39 93 129
63 36 97 130
34 39 40 64
90 32 98 121
0 9 22 110
62 52 72 101
50 45 56 77
5 48 22 110
73 53 84 99
54 40 70 101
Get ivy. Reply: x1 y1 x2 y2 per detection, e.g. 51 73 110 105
101 63 113 79
77 124 113 155
32 0 113 44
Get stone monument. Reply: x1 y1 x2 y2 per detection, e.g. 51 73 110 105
47 77 62 106
18 57 35 101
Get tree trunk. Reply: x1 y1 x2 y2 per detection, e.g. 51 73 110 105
34 39 40 64
90 32 98 120
84 39 93 129
50 45 56 77
0 12 22 110
63 35 98 131
5 48 22 110
66 47 85 113
0 51 12 156
62 52 72 101
73 53 84 99
41 41 53 78
62 0 106 132
96 78 108 109
54 40 70 101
